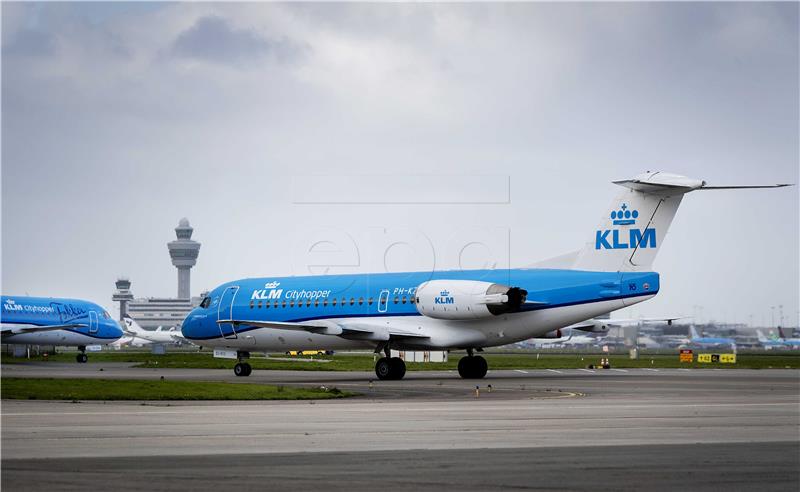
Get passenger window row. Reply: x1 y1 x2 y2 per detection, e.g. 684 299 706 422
249 295 415 309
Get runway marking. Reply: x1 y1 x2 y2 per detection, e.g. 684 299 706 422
578 369 595 374
642 368 659 372
514 370 529 374
611 369 628 373
678 369 691 372
546 369 563 374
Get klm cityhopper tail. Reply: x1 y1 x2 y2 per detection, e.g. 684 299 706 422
1 296 123 362
181 171 789 380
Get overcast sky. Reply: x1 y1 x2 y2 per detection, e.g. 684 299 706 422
2 2 798 327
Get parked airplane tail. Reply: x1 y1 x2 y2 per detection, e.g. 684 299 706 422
572 171 790 272
689 325 701 340
122 317 145 336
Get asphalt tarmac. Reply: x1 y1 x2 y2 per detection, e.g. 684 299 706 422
2 363 799 491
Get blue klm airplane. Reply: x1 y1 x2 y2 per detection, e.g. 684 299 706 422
686 325 737 350
181 172 789 379
1 296 123 362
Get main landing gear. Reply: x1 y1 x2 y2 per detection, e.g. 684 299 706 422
233 351 252 377
76 346 88 363
458 349 487 379
374 345 406 381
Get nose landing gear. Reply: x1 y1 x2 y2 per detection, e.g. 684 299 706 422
76 346 88 363
233 351 252 377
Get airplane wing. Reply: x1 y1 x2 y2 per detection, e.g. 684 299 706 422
601 316 687 326
219 319 429 342
571 316 687 332
1 323 87 335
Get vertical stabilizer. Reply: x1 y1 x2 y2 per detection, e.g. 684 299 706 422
571 171 789 272
573 172 703 272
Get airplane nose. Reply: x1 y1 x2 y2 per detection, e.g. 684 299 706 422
181 310 201 339
109 320 124 338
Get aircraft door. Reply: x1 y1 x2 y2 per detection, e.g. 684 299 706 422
378 290 389 313
88 311 99 334
217 286 240 339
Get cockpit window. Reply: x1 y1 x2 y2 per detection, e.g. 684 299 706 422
102 311 111 319
200 297 211 309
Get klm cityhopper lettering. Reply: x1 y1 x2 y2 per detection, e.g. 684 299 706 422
595 204 657 250
250 281 333 301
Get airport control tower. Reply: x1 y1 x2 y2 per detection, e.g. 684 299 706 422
112 278 134 321
167 218 201 299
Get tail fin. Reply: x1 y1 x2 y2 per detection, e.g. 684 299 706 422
690 325 701 339
756 329 768 342
572 171 790 272
122 317 144 335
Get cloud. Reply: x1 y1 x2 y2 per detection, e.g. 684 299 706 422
1 3 797 325
170 15 306 66
2 28 56 57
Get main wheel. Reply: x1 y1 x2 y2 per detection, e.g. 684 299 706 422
389 357 406 380
457 356 472 378
76 353 88 363
234 362 249 377
242 363 252 376
457 356 488 379
375 357 392 380
472 355 488 379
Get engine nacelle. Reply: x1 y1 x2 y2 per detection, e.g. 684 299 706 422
415 280 527 320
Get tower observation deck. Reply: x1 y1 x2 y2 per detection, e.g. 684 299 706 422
112 278 134 321
167 218 201 299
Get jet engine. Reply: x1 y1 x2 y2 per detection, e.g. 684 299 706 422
415 280 527 320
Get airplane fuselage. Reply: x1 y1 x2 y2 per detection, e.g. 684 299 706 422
1 296 123 346
182 268 659 351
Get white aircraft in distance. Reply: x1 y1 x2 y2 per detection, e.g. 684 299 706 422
181 171 790 379
537 316 685 347
757 329 800 349
108 333 152 349
122 317 188 346
536 328 599 348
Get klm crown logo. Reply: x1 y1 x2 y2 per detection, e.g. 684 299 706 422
595 203 657 250
611 203 639 225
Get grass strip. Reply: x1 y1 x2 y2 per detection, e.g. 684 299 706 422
1 378 352 400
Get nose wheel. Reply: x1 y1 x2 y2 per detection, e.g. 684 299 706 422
76 346 88 363
375 357 406 380
458 355 487 379
233 351 252 376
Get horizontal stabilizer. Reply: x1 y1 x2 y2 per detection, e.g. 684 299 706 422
695 184 792 190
